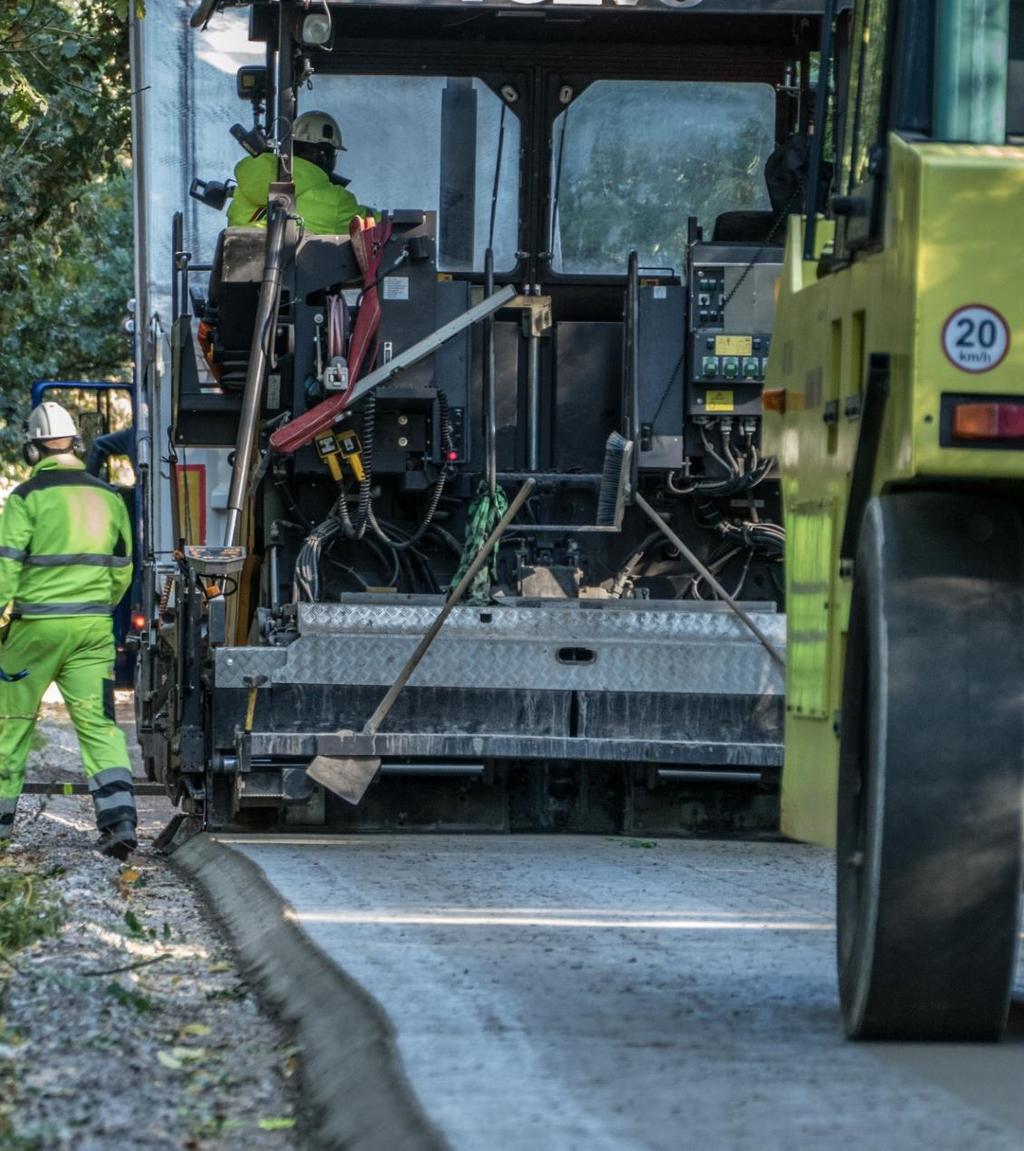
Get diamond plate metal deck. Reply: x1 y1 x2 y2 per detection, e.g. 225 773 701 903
215 600 785 696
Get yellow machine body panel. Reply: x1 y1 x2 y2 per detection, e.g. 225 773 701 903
764 132 1024 846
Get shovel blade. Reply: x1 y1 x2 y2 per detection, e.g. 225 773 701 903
307 754 382 806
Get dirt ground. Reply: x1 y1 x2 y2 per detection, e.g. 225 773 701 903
1 693 303 1150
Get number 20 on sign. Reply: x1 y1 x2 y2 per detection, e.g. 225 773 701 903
942 305 1010 373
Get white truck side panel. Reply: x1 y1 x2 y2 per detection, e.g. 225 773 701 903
131 2 261 553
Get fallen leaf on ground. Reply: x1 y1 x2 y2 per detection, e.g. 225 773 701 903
105 981 152 1013
156 1050 182 1071
257 1117 296 1131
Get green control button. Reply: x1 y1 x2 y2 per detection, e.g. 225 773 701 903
722 357 739 380
702 356 719 378
743 357 759 379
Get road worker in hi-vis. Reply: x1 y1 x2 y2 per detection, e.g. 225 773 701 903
0 401 137 859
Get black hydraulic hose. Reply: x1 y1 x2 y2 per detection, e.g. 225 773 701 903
616 531 665 577
274 475 312 531
395 546 416 592
322 531 401 591
408 545 439 593
610 530 665 598
362 535 400 589
426 523 463 557
368 391 452 550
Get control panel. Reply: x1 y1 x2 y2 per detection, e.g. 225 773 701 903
685 244 782 462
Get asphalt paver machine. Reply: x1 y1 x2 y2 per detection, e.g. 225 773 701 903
765 0 1024 1038
130 0 829 835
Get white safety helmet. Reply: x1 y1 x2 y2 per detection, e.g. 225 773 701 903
27 401 79 442
293 111 346 152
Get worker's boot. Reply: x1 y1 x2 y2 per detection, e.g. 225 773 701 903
89 768 138 861
97 819 138 861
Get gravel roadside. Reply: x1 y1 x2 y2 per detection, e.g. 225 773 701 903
1 694 303 1151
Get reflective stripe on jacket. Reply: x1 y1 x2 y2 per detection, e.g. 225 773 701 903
226 153 372 235
0 456 133 618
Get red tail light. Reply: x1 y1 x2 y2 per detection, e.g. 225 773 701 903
131 613 147 631
952 401 1024 440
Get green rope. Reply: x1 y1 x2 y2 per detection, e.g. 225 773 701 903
449 481 510 603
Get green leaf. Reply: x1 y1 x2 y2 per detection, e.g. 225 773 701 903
106 981 152 1013
156 1049 182 1071
257 1118 297 1131
123 909 144 935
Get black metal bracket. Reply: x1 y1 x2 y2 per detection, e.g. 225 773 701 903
839 352 891 562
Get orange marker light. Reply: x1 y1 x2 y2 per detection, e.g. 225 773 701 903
762 389 786 414
952 402 1024 440
131 613 147 631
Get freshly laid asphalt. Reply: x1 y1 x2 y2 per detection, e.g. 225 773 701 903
213 833 1024 1151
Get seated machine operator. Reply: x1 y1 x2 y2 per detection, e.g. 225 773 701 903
227 111 374 235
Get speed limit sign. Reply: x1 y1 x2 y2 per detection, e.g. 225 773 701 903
942 305 1010 373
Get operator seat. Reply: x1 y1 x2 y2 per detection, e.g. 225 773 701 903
205 226 363 387
711 211 779 244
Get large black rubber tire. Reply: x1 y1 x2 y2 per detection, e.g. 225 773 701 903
838 491 1024 1040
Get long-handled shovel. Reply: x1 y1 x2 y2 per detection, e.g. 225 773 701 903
306 478 536 805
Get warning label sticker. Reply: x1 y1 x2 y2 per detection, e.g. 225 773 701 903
942 305 1009 373
383 276 410 301
706 390 734 413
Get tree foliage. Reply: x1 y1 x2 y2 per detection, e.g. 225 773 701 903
0 1 133 469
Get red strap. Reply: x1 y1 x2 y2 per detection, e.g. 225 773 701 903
269 216 393 457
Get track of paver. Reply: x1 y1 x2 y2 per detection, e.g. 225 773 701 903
223 834 1024 1151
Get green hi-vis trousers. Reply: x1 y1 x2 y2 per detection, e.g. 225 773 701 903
0 616 136 838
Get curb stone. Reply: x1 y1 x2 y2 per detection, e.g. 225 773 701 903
173 833 448 1151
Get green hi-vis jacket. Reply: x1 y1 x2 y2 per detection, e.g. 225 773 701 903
226 153 371 235
0 456 133 619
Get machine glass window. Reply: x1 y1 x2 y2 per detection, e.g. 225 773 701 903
1008 0 1024 140
305 75 520 271
549 80 775 276
841 0 890 191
